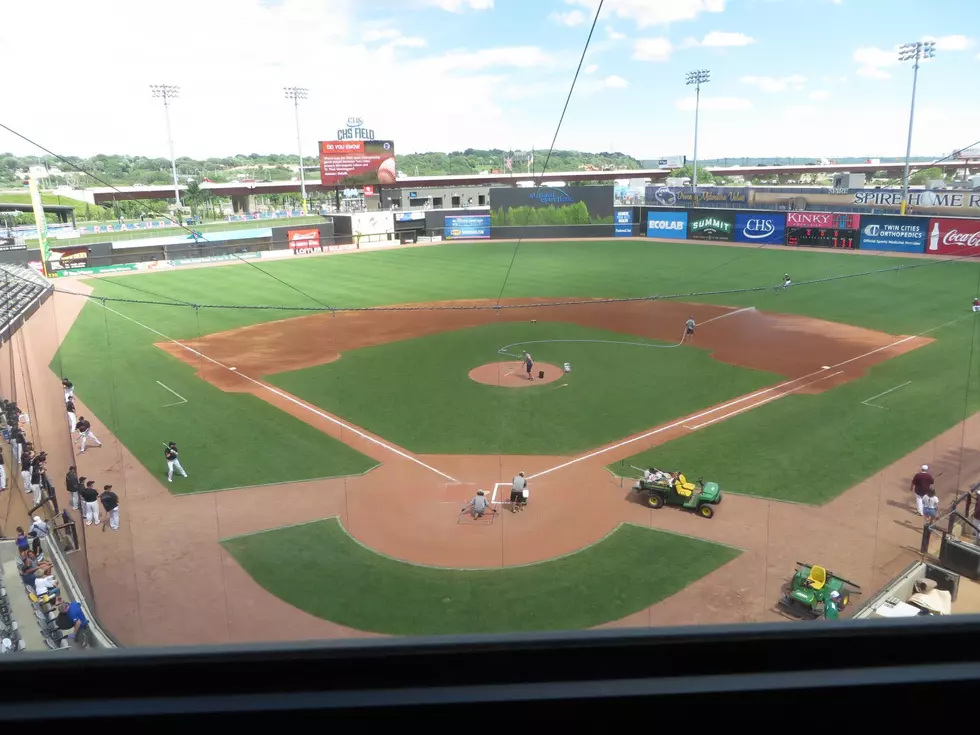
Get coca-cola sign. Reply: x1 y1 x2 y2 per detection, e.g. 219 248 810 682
926 218 980 257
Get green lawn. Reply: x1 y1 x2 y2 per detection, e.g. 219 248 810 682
58 239 980 497
268 321 778 455
222 518 740 635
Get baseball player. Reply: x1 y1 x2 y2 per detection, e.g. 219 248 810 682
66 396 77 434
164 442 188 482
972 298 980 313
683 316 696 343
74 416 103 453
100 485 120 530
79 480 100 526
783 273 792 287
62 377 74 402
66 466 80 510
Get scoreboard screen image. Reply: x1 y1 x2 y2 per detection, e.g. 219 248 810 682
785 227 859 249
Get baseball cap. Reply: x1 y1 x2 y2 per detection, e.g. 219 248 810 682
830 590 840 599
33 516 41 523
922 464 929 471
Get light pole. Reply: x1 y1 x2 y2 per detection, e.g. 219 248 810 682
150 84 182 211
898 41 935 216
284 86 309 214
685 69 710 206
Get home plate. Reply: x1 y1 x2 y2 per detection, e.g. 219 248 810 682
821 365 831 370
230 367 238 371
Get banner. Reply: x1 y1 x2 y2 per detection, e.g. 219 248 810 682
687 210 735 242
490 186 614 225
47 247 89 272
646 211 688 239
445 215 490 240
734 213 786 245
859 216 929 254
647 186 749 207
786 212 861 229
287 228 321 250
291 244 357 256
925 218 980 257
614 209 633 237
49 263 138 277
318 140 396 186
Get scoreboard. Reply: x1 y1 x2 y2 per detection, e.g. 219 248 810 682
786 227 858 249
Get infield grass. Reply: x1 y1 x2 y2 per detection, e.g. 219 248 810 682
268 321 778 455
58 239 980 499
222 518 740 635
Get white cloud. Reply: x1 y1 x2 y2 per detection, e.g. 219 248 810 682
853 46 899 79
808 89 832 100
603 74 629 88
606 26 627 40
584 64 599 74
550 9 585 26
632 37 673 61
419 0 492 10
422 46 557 72
741 74 806 92
675 96 752 111
363 28 426 48
701 31 754 47
923 34 975 51
565 0 725 28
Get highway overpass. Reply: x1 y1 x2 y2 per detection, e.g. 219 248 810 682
87 160 963 204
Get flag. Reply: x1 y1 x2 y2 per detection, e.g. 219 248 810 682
505 157 513 171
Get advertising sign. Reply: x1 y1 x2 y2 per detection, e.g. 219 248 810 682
687 211 735 242
786 227 858 249
318 139 396 186
859 216 929 254
786 212 861 229
287 228 321 252
614 209 633 237
734 213 786 245
47 247 89 272
395 211 426 222
646 211 688 239
445 215 491 240
925 218 980 257
655 156 686 168
489 186 614 224
647 186 749 207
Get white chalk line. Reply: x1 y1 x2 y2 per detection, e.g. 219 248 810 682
862 380 912 409
527 323 941 481
687 372 843 430
156 380 188 407
90 299 460 483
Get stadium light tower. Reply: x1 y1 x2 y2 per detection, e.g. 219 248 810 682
898 41 936 215
685 69 710 205
149 84 182 211
284 86 309 214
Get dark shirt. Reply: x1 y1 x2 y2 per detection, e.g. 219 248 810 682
66 471 79 493
100 491 119 511
76 420 90 433
30 466 41 484
63 380 73 390
165 448 178 461
20 455 31 473
79 486 99 503
912 472 934 496
66 399 75 412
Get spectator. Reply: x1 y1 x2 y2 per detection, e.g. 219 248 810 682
29 515 50 539
59 600 93 648
34 569 59 598
910 464 934 516
66 466 80 511
19 550 51 587
79 480 100 526
100 485 120 531
15 526 28 554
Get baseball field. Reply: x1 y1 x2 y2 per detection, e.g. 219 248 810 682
47 238 980 640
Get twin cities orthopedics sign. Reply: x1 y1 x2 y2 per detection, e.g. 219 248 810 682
336 116 376 141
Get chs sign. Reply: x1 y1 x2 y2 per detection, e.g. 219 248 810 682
337 116 376 141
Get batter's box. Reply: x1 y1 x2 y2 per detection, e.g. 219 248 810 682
436 483 480 504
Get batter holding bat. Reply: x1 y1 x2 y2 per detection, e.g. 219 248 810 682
164 441 188 483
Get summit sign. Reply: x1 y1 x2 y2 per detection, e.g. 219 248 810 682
688 211 735 242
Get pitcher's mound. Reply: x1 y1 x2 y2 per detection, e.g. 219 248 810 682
469 361 565 388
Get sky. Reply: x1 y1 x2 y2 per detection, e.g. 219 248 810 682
1 0 978 161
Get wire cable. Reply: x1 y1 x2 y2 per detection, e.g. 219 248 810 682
493 0 604 306
0 121 337 313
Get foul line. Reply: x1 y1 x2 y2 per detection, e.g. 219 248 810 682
90 299 459 483
862 380 913 409
526 322 949 482
156 381 188 407
686 371 843 430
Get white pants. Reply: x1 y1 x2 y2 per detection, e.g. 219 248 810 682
83 500 99 525
915 494 924 515
21 470 30 491
108 506 119 530
71 491 79 510
12 441 21 466
79 430 101 451
973 305 980 312
64 388 73 402
30 483 41 506
0 463 5 490
67 412 76 432
167 459 187 480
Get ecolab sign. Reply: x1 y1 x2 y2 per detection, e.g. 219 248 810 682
734 212 785 245
927 218 980 257
646 211 688 239
288 228 321 251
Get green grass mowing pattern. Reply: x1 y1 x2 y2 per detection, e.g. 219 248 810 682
267 321 779 455
613 317 980 504
53 300 377 493
59 240 980 495
222 518 740 635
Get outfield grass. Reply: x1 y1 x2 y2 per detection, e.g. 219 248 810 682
60 239 980 499
222 518 740 634
268 322 778 455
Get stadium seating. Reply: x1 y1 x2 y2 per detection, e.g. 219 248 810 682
0 264 52 337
